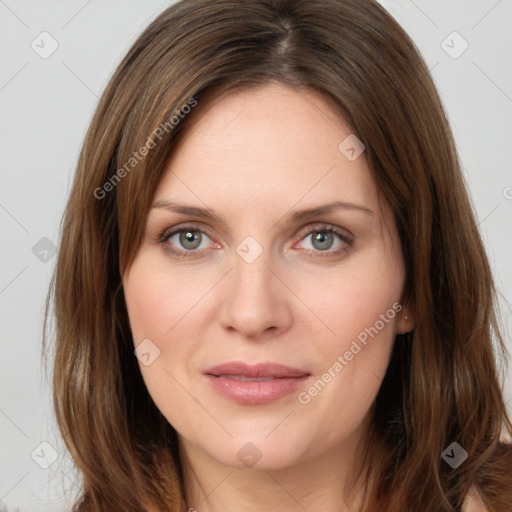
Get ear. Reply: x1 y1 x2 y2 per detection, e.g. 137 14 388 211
396 302 416 334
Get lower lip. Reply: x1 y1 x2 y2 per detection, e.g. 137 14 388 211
205 374 311 405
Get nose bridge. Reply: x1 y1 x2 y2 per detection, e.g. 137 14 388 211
218 234 291 337
231 236 275 306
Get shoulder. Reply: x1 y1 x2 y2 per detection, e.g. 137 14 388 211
463 428 512 512
462 486 487 512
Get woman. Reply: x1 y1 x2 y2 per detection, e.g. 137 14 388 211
45 0 512 510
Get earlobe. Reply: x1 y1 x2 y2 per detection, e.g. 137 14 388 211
397 308 416 334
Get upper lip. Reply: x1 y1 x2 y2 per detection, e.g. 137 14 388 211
204 361 309 378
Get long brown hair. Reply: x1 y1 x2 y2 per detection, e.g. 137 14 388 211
44 0 512 510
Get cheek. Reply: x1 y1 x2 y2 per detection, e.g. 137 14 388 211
123 255 208 430
123 253 206 343
293 249 404 411
123 253 220 395
296 247 404 347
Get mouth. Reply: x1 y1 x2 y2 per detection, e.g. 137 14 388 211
213 375 278 381
203 361 311 405
204 361 309 379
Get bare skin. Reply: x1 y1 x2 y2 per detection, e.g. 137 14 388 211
123 82 415 512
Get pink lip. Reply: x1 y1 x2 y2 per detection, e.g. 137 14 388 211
204 361 311 405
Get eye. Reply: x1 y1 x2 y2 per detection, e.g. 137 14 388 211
294 224 353 257
156 224 217 257
155 222 353 259
171 229 209 250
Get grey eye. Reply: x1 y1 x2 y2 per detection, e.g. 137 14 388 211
179 230 203 250
310 231 334 251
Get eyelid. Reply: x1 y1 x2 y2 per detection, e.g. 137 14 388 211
156 221 354 257
293 222 354 245
157 222 216 242
157 222 352 244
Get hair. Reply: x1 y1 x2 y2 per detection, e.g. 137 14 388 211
44 0 512 510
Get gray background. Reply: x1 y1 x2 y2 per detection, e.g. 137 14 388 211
1 1 511 510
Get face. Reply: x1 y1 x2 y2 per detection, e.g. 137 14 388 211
123 82 412 471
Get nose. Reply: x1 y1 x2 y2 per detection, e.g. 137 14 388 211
217 247 293 340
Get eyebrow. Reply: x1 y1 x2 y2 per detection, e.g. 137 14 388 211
151 199 374 227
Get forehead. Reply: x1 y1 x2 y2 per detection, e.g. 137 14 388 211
156 83 379 214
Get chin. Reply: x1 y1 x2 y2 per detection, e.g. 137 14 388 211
204 434 311 471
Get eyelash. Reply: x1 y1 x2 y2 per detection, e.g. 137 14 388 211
155 222 354 259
